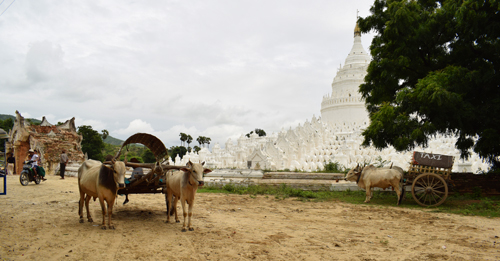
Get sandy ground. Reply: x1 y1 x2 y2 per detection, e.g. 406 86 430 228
1 174 500 261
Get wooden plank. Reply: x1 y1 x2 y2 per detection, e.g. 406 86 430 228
412 151 454 168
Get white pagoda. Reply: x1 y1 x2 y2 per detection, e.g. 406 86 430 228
321 22 370 132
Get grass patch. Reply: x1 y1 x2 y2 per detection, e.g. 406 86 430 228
198 184 500 217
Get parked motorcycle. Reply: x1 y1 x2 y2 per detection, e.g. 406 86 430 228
20 160 41 186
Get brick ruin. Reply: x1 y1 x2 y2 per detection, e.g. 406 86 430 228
7 111 85 175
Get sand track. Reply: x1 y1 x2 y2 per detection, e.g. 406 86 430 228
1 175 499 260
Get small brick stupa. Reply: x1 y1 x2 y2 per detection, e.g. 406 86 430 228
7 111 85 175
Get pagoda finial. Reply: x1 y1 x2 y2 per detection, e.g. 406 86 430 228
354 11 361 37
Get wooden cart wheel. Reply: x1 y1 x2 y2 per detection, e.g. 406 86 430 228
411 173 448 207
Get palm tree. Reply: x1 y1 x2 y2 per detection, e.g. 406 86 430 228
186 135 193 149
179 133 188 146
206 137 211 149
197 136 205 147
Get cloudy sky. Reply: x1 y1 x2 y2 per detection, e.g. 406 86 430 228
0 0 375 148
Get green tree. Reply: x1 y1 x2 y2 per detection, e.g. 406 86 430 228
78 125 105 161
179 133 188 146
193 146 201 153
169 146 187 159
186 134 193 148
246 128 266 138
141 148 156 163
197 136 205 147
205 137 211 149
358 0 500 169
101 129 109 140
255 128 266 137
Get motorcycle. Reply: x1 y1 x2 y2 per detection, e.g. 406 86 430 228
20 160 41 186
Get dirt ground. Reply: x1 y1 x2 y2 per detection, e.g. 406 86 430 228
1 174 500 261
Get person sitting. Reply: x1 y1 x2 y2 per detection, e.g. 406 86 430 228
128 158 144 182
29 149 46 181
123 158 144 205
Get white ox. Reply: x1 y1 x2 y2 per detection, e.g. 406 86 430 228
165 161 212 232
345 164 403 205
78 158 127 229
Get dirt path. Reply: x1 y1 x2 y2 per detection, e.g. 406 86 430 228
1 175 499 260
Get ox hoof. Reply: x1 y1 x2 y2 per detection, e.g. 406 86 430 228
109 226 115 230
79 219 84 223
176 220 180 223
88 218 93 223
181 228 187 232
189 227 194 231
101 226 107 230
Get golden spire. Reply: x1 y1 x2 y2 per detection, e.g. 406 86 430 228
354 10 361 37
354 22 361 37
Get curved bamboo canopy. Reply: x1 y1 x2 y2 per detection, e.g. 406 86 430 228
114 133 168 162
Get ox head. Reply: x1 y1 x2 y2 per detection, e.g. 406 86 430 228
103 155 127 188
180 161 212 187
345 163 362 182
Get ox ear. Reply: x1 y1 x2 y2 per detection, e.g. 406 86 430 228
186 161 192 168
180 167 190 173
203 168 212 174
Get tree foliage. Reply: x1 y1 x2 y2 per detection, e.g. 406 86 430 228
78 125 106 161
141 148 156 163
358 0 500 168
246 128 267 138
169 146 187 159
196 136 212 148
179 133 188 146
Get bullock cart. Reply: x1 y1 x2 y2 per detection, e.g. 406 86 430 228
114 133 183 214
401 151 454 207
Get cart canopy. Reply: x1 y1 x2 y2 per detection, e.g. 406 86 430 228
114 133 168 162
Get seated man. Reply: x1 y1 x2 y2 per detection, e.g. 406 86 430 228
123 158 144 205
32 150 46 181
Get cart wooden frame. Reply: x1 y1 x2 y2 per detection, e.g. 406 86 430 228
114 133 185 214
400 151 455 207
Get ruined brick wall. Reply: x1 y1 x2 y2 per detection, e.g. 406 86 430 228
9 111 85 175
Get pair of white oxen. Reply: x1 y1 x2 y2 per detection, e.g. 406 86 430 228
344 164 405 205
77 159 211 231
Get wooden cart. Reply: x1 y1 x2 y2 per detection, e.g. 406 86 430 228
115 133 182 214
401 151 455 207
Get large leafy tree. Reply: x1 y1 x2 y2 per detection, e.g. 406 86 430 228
78 125 106 161
358 0 500 169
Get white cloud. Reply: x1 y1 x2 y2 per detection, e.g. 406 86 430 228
1 0 376 148
115 119 155 136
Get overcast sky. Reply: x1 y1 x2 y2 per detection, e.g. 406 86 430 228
0 0 375 148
